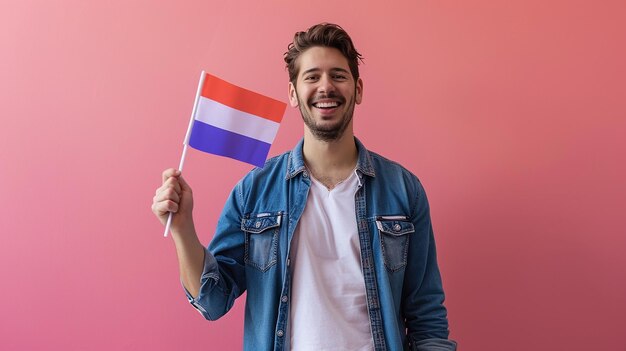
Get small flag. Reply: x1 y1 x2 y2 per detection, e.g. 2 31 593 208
187 73 286 167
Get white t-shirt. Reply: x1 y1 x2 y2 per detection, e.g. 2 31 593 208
288 170 374 351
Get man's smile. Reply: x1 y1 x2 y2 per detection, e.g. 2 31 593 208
310 96 345 113
312 100 341 109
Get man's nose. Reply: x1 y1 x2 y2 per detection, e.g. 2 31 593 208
317 75 336 94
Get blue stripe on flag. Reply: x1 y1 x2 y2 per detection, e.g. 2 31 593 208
188 120 271 167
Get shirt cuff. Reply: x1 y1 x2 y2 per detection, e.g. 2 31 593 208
182 247 218 317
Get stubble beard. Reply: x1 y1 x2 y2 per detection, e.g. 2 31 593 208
297 91 356 142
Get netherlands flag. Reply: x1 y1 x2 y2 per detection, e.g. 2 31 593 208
187 72 286 167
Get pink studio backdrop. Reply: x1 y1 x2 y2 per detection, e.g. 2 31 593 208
1 1 624 350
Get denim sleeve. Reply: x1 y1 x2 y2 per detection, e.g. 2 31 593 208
403 181 456 350
182 181 247 321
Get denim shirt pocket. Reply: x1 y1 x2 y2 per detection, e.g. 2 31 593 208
242 212 282 272
376 216 414 272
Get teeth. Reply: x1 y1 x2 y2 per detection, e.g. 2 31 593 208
315 101 339 108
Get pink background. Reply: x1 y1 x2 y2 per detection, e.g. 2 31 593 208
1 1 625 350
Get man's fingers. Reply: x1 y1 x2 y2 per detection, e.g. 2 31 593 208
153 169 193 222
156 175 182 195
153 187 181 204
162 168 181 183
152 199 179 216
164 176 182 194
152 169 193 227
152 175 183 218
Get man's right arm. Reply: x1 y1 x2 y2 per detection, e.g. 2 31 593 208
152 168 204 298
152 168 247 321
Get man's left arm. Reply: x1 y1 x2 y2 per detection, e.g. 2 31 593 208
403 181 457 351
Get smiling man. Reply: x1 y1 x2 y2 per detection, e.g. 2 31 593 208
152 23 456 351
290 45 361 143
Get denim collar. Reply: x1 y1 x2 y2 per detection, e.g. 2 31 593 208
285 137 376 180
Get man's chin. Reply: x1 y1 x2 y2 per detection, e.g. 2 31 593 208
309 126 345 142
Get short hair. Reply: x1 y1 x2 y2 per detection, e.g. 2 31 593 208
284 23 363 84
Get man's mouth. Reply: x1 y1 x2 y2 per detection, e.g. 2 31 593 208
312 100 341 109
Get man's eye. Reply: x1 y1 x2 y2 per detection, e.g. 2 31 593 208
333 75 347 80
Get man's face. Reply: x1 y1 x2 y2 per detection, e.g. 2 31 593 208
288 46 363 142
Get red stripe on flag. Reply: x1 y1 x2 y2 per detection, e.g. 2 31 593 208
201 74 285 123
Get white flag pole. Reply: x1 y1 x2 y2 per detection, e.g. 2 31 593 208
164 71 207 238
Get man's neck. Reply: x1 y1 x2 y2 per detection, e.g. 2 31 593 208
302 130 358 190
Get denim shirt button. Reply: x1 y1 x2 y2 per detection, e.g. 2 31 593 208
393 223 401 232
302 171 309 178
255 221 262 228
281 295 288 302
276 330 284 337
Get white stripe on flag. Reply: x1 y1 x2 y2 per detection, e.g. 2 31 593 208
195 96 280 144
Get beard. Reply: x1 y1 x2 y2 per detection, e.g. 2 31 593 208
296 91 356 142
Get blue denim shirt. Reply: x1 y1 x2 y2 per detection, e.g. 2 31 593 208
186 138 456 351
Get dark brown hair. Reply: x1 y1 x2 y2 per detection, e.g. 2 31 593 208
284 23 363 84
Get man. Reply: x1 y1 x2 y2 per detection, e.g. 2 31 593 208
152 23 456 351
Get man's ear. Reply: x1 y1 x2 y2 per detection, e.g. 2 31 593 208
288 82 299 107
355 77 363 105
